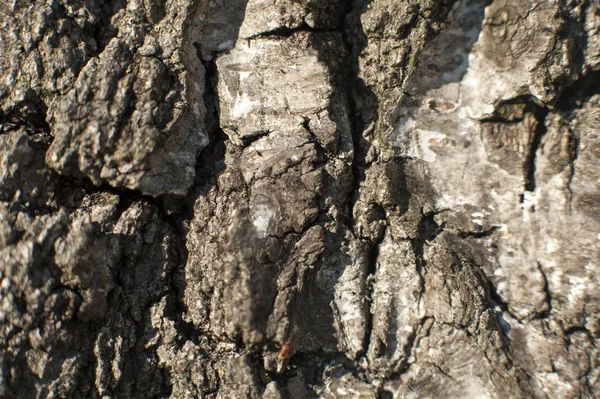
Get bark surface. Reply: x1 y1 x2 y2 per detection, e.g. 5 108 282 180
1 0 599 398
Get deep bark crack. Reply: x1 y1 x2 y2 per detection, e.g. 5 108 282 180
524 105 549 193
536 261 553 319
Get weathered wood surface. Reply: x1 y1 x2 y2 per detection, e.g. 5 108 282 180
1 0 599 397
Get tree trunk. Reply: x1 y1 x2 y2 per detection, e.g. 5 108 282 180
1 0 599 398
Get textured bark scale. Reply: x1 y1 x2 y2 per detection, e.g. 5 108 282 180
1 0 599 398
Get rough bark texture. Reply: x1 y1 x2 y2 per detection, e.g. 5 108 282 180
1 0 599 398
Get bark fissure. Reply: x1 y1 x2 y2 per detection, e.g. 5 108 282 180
524 105 549 193
536 261 553 319
2 0 600 397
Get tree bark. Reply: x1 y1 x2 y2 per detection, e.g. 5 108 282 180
1 0 599 398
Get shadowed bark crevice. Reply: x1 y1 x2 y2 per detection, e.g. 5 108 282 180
2 0 599 397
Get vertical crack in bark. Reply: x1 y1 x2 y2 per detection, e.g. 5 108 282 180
565 138 579 215
524 105 548 193
337 0 382 363
536 261 553 319
362 231 384 360
411 211 441 309
167 41 228 345
339 0 372 226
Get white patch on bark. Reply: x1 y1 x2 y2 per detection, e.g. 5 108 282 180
252 204 272 238
232 93 259 118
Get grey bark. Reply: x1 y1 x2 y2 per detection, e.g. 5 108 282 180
1 0 599 398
